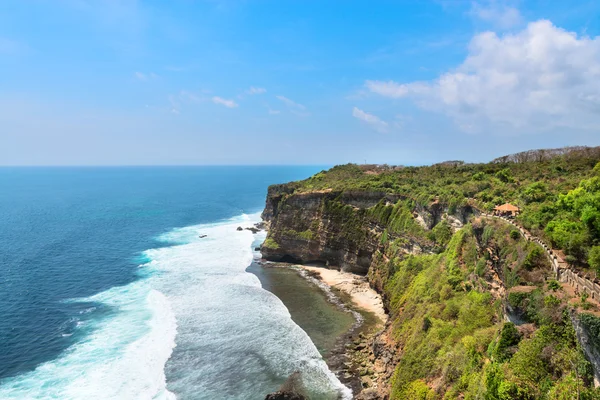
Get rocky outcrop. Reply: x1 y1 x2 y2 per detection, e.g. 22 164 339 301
261 189 405 274
571 312 600 387
264 372 307 400
261 186 475 275
414 202 477 230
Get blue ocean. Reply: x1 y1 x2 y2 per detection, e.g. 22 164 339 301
0 167 351 400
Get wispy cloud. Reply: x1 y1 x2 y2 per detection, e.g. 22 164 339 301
276 95 306 110
165 90 207 114
470 1 523 29
265 104 280 115
212 96 238 108
352 107 388 132
134 71 158 81
246 86 266 95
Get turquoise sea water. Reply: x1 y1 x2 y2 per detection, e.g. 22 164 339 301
0 167 351 399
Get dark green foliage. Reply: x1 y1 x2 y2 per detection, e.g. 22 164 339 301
323 200 368 245
523 247 545 270
580 313 600 350
494 323 521 362
282 147 600 271
475 258 487 277
495 168 513 183
547 280 561 291
482 225 495 246
266 149 600 398
522 182 549 204
429 220 453 248
589 246 600 271
544 175 600 264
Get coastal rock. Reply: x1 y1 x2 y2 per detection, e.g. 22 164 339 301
264 372 307 400
260 186 474 274
236 226 243 231
260 189 400 274
264 392 306 400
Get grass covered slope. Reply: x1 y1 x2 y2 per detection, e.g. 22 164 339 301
377 218 596 399
287 146 600 273
262 146 600 399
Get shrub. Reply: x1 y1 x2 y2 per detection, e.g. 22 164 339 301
510 230 521 240
473 172 486 181
547 280 561 291
522 182 549 204
523 247 545 270
475 258 487 277
262 238 280 249
494 323 521 362
496 169 513 183
589 246 600 271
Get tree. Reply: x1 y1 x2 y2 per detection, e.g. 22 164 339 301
495 323 521 362
589 246 600 271
496 169 513 183
522 182 549 204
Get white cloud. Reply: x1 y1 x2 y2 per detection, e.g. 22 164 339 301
366 20 600 134
266 105 280 115
276 95 306 110
246 86 266 95
165 90 208 114
471 2 523 29
134 71 158 81
352 107 388 132
212 96 238 108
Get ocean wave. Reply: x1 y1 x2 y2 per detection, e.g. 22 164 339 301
0 212 350 400
0 268 177 400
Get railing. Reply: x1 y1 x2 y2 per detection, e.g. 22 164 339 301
480 213 600 301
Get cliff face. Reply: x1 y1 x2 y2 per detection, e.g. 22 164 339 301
261 184 476 275
262 189 388 273
259 164 600 399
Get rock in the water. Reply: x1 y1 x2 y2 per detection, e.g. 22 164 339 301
264 391 306 400
236 226 243 231
264 371 307 400
245 227 259 233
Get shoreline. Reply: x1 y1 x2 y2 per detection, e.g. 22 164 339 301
297 265 386 323
259 260 387 397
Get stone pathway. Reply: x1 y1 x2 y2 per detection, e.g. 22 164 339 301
480 213 600 302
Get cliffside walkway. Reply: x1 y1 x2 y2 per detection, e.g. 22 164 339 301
480 213 600 302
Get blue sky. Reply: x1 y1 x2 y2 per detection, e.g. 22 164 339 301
1 0 600 165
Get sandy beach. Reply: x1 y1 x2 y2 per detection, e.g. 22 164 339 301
298 265 387 323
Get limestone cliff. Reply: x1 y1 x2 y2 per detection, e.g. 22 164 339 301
261 185 475 275
260 152 600 399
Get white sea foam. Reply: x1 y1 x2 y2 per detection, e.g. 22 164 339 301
153 213 351 399
0 213 350 400
0 260 177 399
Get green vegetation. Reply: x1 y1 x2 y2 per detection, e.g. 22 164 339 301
282 228 315 241
264 147 600 398
379 223 596 399
262 238 280 249
287 147 600 271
